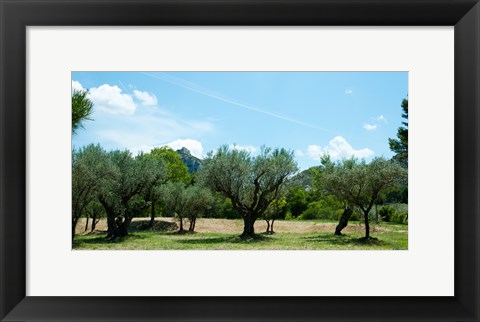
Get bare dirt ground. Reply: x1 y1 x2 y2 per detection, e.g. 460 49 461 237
75 217 390 235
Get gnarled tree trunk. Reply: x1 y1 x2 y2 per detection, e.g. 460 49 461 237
241 215 256 238
265 220 270 234
335 207 353 235
188 217 196 232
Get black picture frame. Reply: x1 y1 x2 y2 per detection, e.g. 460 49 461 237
1 0 479 321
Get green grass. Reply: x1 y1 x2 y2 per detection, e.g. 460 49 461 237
73 221 408 250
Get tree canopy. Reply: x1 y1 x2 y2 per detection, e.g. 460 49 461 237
71 144 112 239
318 156 407 238
97 150 166 238
149 147 191 184
200 145 297 237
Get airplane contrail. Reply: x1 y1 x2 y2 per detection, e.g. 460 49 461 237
142 72 333 133
118 80 129 93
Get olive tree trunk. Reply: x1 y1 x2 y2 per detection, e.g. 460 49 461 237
363 210 370 239
241 215 256 238
335 207 353 235
149 196 156 227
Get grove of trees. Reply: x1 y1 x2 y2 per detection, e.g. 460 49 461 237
317 156 407 239
72 97 409 242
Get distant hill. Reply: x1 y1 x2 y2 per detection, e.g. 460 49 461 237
176 147 202 173
288 166 321 190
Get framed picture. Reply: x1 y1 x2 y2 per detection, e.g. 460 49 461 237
1 0 478 321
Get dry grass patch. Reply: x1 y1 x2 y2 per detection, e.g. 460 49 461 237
75 217 391 235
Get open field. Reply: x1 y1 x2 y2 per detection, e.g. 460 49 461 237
73 218 408 250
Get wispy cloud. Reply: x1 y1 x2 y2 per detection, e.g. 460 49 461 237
363 123 378 131
295 149 305 157
229 144 257 154
142 72 332 133
345 89 353 95
133 90 158 107
363 114 387 131
305 136 374 160
376 115 387 123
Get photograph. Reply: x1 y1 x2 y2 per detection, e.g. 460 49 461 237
72 71 408 250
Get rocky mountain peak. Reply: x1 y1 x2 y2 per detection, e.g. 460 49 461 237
176 147 202 173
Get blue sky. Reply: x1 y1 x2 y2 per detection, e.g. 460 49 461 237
72 71 408 171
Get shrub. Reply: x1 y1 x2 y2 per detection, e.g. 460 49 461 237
379 205 396 222
379 205 408 224
391 211 408 224
284 211 294 221
299 199 343 220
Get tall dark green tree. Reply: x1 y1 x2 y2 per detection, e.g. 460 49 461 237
72 89 94 134
145 147 190 226
389 98 408 167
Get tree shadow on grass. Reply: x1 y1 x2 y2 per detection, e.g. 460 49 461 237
129 220 178 232
174 234 272 245
73 233 146 247
303 233 386 247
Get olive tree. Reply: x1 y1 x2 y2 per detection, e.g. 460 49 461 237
160 182 189 232
319 156 407 239
84 200 105 233
262 197 287 234
184 186 214 232
72 144 111 240
98 150 166 238
200 145 297 238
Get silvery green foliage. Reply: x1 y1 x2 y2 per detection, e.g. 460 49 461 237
160 183 213 229
72 144 113 222
199 145 298 219
159 182 187 218
319 156 407 213
183 185 214 220
96 150 166 237
100 150 166 212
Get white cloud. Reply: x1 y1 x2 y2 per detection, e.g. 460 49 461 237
363 123 378 131
88 84 137 115
133 90 158 107
306 136 374 160
229 144 257 154
376 115 387 123
72 80 85 93
163 139 204 159
129 144 156 156
295 149 305 157
129 139 205 159
345 89 353 95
